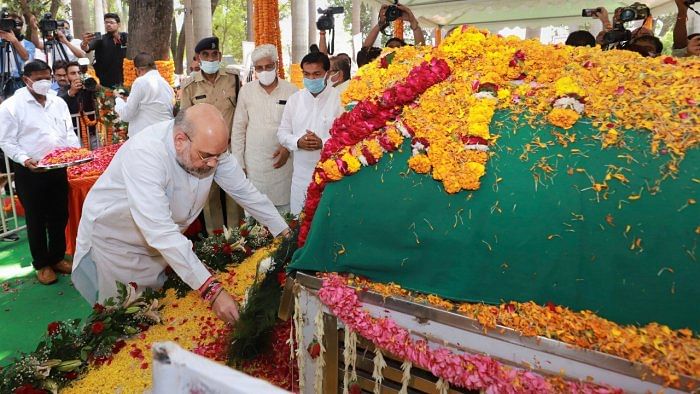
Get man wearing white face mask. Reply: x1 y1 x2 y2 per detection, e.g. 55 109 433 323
181 37 242 233
0 60 80 285
231 44 297 213
277 51 343 215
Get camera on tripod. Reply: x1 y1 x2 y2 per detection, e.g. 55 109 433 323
602 2 650 47
316 6 343 31
0 8 17 32
385 0 403 22
38 13 59 37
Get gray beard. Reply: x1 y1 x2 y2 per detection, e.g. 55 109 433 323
175 155 215 178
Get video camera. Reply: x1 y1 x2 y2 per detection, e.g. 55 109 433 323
602 2 651 47
78 58 97 92
386 0 403 22
316 6 343 31
38 12 59 36
0 8 17 32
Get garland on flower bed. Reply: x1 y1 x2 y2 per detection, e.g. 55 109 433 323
317 274 622 393
227 222 299 364
342 275 700 388
0 283 162 394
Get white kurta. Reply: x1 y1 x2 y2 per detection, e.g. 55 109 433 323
115 69 175 137
276 86 342 214
231 79 297 206
72 119 288 303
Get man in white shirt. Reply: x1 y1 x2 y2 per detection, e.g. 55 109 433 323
72 103 290 324
29 17 86 64
0 60 80 285
231 44 297 213
115 52 174 137
277 51 343 214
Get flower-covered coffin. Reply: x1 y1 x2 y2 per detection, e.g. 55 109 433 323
289 27 700 338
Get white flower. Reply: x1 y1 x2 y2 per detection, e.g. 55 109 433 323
257 257 274 276
553 96 585 114
222 226 233 241
472 91 496 99
396 120 412 138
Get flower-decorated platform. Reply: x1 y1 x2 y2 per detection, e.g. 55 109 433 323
287 26 699 392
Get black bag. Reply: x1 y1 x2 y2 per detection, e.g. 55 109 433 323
1 49 26 99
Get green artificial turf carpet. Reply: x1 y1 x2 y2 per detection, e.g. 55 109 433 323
0 220 91 366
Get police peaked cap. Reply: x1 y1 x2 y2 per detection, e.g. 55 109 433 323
195 37 220 53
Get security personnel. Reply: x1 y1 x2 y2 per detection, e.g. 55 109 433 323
181 36 241 233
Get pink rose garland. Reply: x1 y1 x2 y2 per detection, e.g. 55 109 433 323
317 274 621 394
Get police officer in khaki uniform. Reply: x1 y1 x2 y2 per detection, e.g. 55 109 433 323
181 37 241 233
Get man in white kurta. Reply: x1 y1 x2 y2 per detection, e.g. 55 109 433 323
114 53 174 137
277 52 343 214
231 44 297 213
72 104 289 323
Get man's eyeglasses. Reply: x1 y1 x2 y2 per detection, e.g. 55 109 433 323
254 62 276 73
184 134 229 164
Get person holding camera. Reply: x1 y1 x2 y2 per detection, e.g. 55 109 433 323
80 13 127 88
114 52 174 138
673 0 700 56
0 59 80 285
29 16 86 64
593 5 654 47
59 61 98 147
356 3 424 68
0 12 34 99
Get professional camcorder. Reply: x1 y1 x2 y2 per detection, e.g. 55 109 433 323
316 7 343 31
0 8 16 32
602 2 651 47
38 12 59 36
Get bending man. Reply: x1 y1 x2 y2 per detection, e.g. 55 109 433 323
72 103 290 324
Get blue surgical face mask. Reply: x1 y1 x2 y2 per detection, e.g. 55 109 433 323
304 74 327 94
200 60 220 74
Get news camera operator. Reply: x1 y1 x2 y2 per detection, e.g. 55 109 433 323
673 0 700 56
28 15 86 63
0 11 34 99
356 3 425 67
592 4 654 48
58 60 99 148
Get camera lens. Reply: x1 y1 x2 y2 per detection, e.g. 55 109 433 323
619 9 635 22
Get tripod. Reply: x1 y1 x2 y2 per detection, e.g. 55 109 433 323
0 39 14 99
42 34 70 65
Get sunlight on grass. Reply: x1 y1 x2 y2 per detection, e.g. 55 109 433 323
0 263 33 281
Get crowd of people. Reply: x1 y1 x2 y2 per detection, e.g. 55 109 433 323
0 0 697 324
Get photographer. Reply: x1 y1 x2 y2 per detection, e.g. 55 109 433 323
80 13 127 88
0 12 34 98
593 5 654 47
673 0 700 56
29 16 86 63
59 61 98 148
363 3 425 50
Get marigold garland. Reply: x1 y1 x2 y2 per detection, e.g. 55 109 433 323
253 0 285 79
122 59 176 87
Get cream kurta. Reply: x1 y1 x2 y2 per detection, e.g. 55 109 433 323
231 79 297 206
277 86 342 214
72 120 287 303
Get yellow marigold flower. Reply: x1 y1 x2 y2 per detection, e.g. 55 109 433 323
342 152 362 174
408 154 432 174
554 76 585 98
547 108 580 130
320 160 343 181
603 129 619 148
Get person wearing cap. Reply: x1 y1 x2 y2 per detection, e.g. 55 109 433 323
231 44 297 214
115 52 175 138
181 37 242 233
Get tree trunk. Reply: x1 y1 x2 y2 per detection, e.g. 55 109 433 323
127 0 174 60
184 0 195 70
308 0 316 46
192 0 212 43
175 21 187 74
170 16 178 58
351 0 360 60
292 0 308 63
50 0 61 17
71 0 91 39
94 0 105 32
246 0 254 41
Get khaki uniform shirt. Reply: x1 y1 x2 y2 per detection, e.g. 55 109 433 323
180 68 240 130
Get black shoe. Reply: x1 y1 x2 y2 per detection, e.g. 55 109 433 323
1 233 19 242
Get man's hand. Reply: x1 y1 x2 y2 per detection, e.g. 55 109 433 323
378 4 389 25
0 30 18 44
296 131 323 151
81 32 95 48
688 36 700 56
68 78 83 97
24 159 46 173
675 0 688 11
56 30 68 44
593 7 611 27
272 146 290 168
29 14 38 31
211 289 240 324
396 4 417 24
280 228 292 238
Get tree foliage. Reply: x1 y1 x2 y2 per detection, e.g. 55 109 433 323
212 0 248 62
